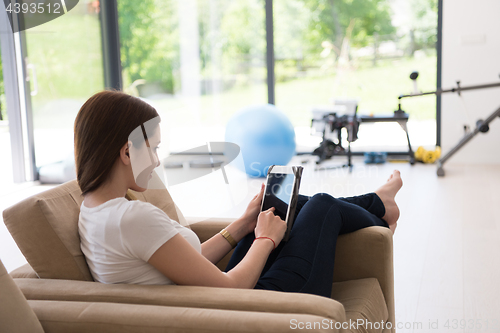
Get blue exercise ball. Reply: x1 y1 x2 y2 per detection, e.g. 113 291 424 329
225 104 296 177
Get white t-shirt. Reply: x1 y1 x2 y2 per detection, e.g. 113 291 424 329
78 197 201 285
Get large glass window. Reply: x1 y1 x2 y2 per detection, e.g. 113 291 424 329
0 43 13 189
118 0 438 156
274 0 438 151
118 0 267 153
0 45 4 121
4 0 439 185
26 0 104 169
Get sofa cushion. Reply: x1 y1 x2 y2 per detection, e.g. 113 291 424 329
3 179 187 281
331 278 389 333
0 260 44 333
16 278 347 324
29 300 337 333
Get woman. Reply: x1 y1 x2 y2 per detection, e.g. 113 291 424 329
76 90 401 298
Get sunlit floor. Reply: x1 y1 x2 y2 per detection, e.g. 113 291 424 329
1 158 499 333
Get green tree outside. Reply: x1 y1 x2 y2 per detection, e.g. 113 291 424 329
118 0 179 94
117 0 398 92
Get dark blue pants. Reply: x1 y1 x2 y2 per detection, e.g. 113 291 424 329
225 193 389 298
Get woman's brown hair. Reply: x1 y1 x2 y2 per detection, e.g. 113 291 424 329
74 90 160 195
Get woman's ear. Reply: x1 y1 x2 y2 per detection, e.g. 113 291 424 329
120 141 132 165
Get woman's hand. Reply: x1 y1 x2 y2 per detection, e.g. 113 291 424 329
239 183 266 235
254 207 287 246
202 184 266 264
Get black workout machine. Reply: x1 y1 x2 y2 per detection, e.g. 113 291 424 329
309 102 358 170
397 72 500 176
309 99 414 170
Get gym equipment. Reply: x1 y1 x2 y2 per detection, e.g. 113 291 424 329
309 99 414 170
225 104 296 177
414 146 441 164
364 152 387 164
310 101 359 170
397 72 500 176
359 112 414 164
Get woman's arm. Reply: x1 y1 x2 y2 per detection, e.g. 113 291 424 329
148 208 286 289
200 184 265 264
200 216 251 264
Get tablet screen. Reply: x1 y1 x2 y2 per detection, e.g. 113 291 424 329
262 173 295 221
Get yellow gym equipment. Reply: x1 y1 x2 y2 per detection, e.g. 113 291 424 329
414 146 441 164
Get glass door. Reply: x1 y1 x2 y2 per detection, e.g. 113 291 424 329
117 0 268 154
24 0 104 178
273 0 438 152
0 41 13 188
1 0 104 183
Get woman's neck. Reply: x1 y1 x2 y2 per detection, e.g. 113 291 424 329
83 176 129 209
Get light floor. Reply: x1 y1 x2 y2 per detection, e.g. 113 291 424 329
1 159 499 333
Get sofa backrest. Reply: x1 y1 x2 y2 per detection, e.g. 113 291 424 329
0 259 44 333
3 179 187 281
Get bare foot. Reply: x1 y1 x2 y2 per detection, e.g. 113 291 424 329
375 170 403 234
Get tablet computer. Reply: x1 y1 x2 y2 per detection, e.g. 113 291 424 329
260 165 303 242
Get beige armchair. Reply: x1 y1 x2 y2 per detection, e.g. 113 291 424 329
3 180 395 333
2 259 337 333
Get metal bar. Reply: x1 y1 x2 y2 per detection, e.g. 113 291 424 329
399 82 500 99
99 0 122 90
296 151 413 157
436 0 443 146
482 105 500 124
19 29 37 181
404 126 415 164
439 129 479 165
171 150 415 157
1 6 37 182
265 0 275 104
360 115 409 123
439 106 500 165
0 6 25 182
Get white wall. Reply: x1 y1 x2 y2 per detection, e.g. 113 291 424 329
441 0 500 164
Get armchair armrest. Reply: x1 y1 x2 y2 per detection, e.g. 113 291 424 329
333 226 394 330
14 220 393 330
9 263 39 279
17 279 346 325
189 218 235 271
188 219 395 329
29 299 338 333
188 218 233 242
